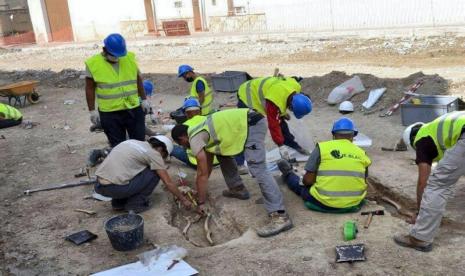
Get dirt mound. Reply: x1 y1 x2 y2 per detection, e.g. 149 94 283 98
300 71 449 108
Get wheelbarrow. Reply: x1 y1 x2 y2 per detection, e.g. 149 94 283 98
0 80 40 107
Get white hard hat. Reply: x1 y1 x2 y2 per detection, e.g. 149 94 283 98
152 135 173 154
402 122 424 150
339 101 354 113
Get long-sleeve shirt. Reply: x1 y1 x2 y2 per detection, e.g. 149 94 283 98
265 100 285 146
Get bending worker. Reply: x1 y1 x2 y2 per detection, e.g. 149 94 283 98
171 108 293 237
177 65 213 115
394 111 465 252
0 102 22 129
85 33 152 148
236 76 312 170
94 135 193 213
170 98 220 168
277 117 370 212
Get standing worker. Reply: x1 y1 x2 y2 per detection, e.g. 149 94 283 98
177 65 214 115
236 76 312 170
85 33 151 148
394 111 465 252
0 102 22 129
94 135 193 213
171 108 293 237
277 117 370 212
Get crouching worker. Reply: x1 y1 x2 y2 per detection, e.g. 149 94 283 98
171 108 293 237
0 103 22 129
94 135 193 213
277 117 371 213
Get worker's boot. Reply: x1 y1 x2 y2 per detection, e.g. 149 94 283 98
222 185 250 200
393 234 433 252
237 165 249 175
277 159 293 178
295 147 310 156
256 211 293 238
111 198 127 211
125 196 153 214
87 149 104 167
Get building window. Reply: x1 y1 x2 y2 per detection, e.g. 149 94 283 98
212 0 216 5
174 1 182 8
234 6 246 15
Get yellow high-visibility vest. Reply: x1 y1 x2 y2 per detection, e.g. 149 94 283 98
85 52 140 112
0 103 22 120
185 109 249 156
310 139 371 209
237 77 301 116
190 76 213 116
414 111 465 161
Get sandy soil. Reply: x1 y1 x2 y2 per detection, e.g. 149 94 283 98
2 33 465 275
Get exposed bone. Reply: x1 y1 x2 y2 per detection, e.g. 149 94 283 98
204 213 214 245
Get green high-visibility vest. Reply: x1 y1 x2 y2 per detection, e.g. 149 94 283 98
0 103 22 120
85 52 140 112
184 109 249 156
237 77 301 116
414 111 465 161
190 76 213 116
310 139 371 209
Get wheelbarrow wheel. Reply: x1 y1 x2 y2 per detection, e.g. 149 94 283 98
27 91 40 104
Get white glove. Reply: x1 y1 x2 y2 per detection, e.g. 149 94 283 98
279 146 290 160
141 99 152 114
89 110 100 126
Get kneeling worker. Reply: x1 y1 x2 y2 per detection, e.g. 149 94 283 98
278 117 371 212
0 103 22 129
94 135 193 213
394 111 465 252
171 108 293 237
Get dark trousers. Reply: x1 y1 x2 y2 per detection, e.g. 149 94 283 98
95 167 160 208
0 117 22 129
234 98 302 166
99 106 145 147
284 172 339 211
171 145 197 169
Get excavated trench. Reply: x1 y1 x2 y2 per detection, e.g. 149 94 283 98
165 196 246 247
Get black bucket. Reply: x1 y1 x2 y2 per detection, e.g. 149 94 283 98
104 212 144 251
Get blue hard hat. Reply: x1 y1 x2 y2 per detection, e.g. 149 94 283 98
291 94 312 119
178 64 194 77
332 117 358 136
103 33 127 57
143 80 154 96
182 98 200 110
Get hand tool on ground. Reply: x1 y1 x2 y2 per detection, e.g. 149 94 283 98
24 178 97 195
74 209 96 215
167 259 180 270
361 210 385 228
380 79 424 117
381 138 408 152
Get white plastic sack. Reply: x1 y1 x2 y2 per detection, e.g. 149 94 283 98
362 88 386 110
327 76 365 105
353 132 372 148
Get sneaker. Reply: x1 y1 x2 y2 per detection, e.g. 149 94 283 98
277 159 293 176
393 234 433 252
256 211 293 237
222 186 250 200
237 165 249 175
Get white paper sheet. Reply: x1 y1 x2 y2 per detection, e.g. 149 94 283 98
91 259 198 276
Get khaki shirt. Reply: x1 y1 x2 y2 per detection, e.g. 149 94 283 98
96 140 167 185
189 131 210 156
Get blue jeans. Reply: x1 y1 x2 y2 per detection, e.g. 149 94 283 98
234 99 303 166
171 145 196 169
283 172 339 211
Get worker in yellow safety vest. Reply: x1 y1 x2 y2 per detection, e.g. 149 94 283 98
235 76 312 172
394 111 465 252
85 33 151 148
277 117 370 213
177 65 214 115
171 108 293 237
0 102 22 129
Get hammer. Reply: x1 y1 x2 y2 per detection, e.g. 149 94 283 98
361 210 384 229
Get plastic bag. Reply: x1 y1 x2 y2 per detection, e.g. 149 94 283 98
327 76 365 105
362 88 386 109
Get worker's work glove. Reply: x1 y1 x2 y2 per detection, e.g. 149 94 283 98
279 146 290 161
141 99 152 114
89 110 100 126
